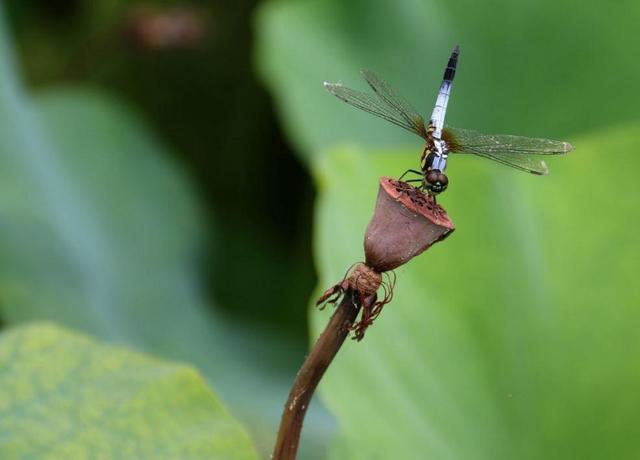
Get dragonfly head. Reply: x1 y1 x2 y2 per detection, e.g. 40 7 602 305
425 169 448 195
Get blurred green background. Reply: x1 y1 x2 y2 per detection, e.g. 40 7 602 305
1 0 639 459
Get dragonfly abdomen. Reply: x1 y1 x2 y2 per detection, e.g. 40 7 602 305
430 46 460 139
443 45 460 82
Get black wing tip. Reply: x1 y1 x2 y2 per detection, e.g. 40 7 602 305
453 44 460 54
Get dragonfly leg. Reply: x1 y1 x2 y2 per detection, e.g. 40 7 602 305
398 169 423 181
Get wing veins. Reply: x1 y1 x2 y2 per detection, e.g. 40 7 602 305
465 151 549 175
459 145 566 154
325 82 424 136
360 70 426 136
444 127 573 155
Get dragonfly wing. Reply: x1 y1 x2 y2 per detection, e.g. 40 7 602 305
324 71 428 139
360 70 428 138
460 150 550 175
443 126 573 175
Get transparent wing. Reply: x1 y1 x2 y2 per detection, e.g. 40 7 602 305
456 150 551 175
324 71 427 139
359 70 427 138
443 127 574 175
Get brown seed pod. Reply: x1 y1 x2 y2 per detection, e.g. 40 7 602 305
316 178 454 340
364 177 454 272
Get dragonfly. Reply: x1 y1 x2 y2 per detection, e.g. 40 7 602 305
324 46 573 196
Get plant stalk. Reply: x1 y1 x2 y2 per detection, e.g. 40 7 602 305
272 289 360 460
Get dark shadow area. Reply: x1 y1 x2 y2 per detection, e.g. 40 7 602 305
7 0 315 348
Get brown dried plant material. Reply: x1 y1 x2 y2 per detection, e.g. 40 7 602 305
365 177 454 272
316 263 394 340
275 178 456 460
317 177 454 340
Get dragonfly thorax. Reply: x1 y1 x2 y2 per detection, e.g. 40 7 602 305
431 138 449 170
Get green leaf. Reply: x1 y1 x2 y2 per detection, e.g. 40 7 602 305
0 7 219 370
0 7 334 456
311 122 640 459
0 322 258 459
256 0 640 158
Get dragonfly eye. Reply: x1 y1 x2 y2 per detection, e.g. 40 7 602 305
437 172 449 189
425 170 448 194
426 170 440 184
